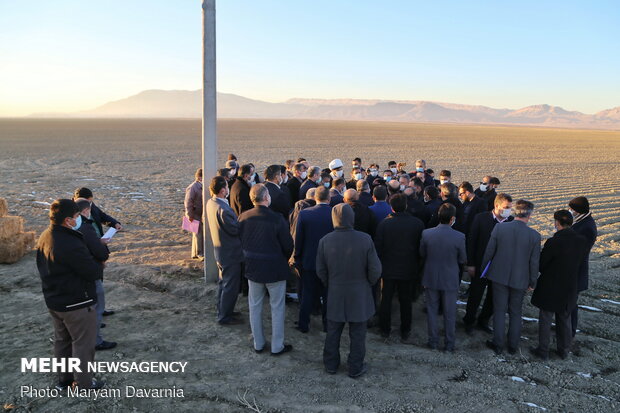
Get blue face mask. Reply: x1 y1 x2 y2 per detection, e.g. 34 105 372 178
72 215 82 230
416 167 424 172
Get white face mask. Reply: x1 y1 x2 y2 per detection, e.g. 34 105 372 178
450 217 456 227
370 170 378 177
399 184 406 191
71 215 82 230
500 208 512 218
300 171 307 179
355 173 363 180
334 170 343 178
315 177 322 184
440 179 449 185
250 172 256 181
323 182 330 188
390 167 397 174
229 169 236 177
479 183 488 192
282 175 288 184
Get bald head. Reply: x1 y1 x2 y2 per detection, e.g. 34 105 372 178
343 189 359 203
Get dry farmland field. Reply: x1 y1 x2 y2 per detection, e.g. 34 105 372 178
0 118 619 412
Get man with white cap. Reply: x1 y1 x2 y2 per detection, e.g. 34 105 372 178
329 159 345 182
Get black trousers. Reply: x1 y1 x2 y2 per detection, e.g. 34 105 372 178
379 278 413 335
538 309 572 355
463 275 493 326
323 320 367 375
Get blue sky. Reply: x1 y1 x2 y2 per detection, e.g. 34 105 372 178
0 0 618 116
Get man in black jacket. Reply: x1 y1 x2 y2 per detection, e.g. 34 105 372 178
230 164 254 217
36 199 103 390
459 182 488 235
568 196 598 337
344 189 377 238
264 165 291 221
75 199 116 351
239 184 294 355
463 193 514 334
530 210 588 360
74 187 122 237
375 194 424 341
287 162 307 205
428 183 465 233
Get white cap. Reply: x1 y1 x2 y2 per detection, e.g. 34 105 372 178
328 158 343 170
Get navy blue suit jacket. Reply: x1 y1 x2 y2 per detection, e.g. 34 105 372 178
293 203 333 271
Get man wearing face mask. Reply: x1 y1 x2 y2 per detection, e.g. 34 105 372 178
74 199 116 351
483 199 541 355
356 180 374 207
388 161 398 176
428 183 465 233
287 162 307 205
419 203 467 352
567 196 598 338
329 159 346 182
438 170 452 185
37 199 104 390
225 160 239 190
383 170 394 183
279 165 293 210
415 159 436 188
459 182 488 235
206 176 244 325
230 164 254 217
263 165 290 222
352 157 363 171
366 163 381 188
463 193 514 334
299 166 321 200
423 186 442 220
347 166 365 190
329 178 346 206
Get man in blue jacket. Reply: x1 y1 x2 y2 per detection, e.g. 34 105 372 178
293 186 333 333
37 199 104 390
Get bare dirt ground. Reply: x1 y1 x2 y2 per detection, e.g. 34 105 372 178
0 118 619 412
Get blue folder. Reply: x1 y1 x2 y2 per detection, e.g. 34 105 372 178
480 260 492 278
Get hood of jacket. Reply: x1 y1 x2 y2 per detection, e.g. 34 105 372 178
332 203 354 230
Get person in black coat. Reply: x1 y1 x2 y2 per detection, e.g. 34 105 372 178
356 180 375 207
374 194 424 341
404 187 430 226
230 165 254 217
287 162 307 205
530 210 588 360
299 166 321 200
423 186 442 221
239 184 294 355
462 193 514 333
459 182 489 235
74 187 122 237
344 189 377 238
264 165 290 222
568 196 598 337
36 199 103 389
428 183 465 233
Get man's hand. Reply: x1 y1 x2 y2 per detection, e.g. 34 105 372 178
527 286 534 293
100 238 110 245
114 223 123 231
467 266 475 277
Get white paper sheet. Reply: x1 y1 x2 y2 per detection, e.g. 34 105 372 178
578 305 602 312
102 227 117 240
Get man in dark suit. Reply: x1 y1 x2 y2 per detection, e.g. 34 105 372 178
568 196 598 337
74 187 122 238
404 187 430 225
293 186 334 333
420 203 467 352
263 164 290 222
279 165 293 210
344 189 377 238
530 210 588 361
423 186 442 222
299 166 321 200
230 164 254 217
369 185 391 223
329 178 345 206
239 184 295 355
459 182 488 235
375 194 425 342
428 183 465 233
357 180 375 207
206 176 244 325
287 162 307 206
474 176 492 208
317 203 382 377
463 193 514 334
483 199 541 355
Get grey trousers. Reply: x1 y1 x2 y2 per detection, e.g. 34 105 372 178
425 288 457 349
248 280 286 353
323 320 367 375
538 309 572 355
216 261 241 323
95 280 105 345
191 222 204 258
49 306 97 387
492 283 525 350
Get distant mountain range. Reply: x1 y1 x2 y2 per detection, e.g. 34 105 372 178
29 89 620 129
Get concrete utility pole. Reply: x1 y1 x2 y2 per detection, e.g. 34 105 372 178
202 0 218 282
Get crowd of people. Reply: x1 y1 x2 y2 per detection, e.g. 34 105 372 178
186 154 598 377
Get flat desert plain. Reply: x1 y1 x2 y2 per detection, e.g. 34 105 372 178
0 118 619 412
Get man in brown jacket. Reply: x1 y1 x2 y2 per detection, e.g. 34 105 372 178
185 168 204 259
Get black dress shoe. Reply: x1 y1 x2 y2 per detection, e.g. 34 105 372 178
554 349 569 360
325 367 337 375
102 310 115 316
486 340 502 355
254 342 269 354
271 344 293 356
218 318 243 326
529 347 549 361
427 342 438 350
295 326 309 333
95 341 117 351
380 330 390 339
507 347 518 355
443 345 455 353
348 363 368 378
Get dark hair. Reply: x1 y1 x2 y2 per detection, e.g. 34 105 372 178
353 157 362 163
315 186 330 202
412 177 423 188
297 157 306 163
568 196 589 214
239 164 252 177
438 203 456 224
373 185 387 201
285 160 295 169
459 181 474 194
75 199 91 213
227 153 237 161
490 177 501 185
210 176 228 196
293 163 306 173
333 178 345 187
49 199 79 225
554 209 573 227
279 165 287 174
388 161 397 167
389 193 407 213
195 168 203 180
514 199 534 218
424 185 439 199
265 164 282 181
74 187 93 199
218 168 230 177
439 170 451 178
426 168 434 175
